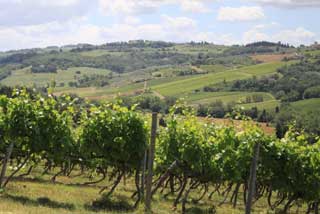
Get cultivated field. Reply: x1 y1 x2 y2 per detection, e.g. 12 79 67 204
185 92 275 105
2 67 111 88
291 98 320 111
250 53 294 63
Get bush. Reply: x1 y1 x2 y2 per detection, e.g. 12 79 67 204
304 86 320 99
31 64 57 73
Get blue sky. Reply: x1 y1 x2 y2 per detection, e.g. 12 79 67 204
0 0 319 51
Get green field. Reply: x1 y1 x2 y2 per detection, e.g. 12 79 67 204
0 166 283 214
185 91 275 105
2 67 111 88
0 43 314 117
151 65 196 77
152 62 288 97
51 62 289 101
170 44 227 55
199 64 228 73
0 53 293 102
239 100 280 111
303 49 320 56
80 50 124 57
153 70 250 96
236 62 283 75
291 98 320 111
238 98 320 113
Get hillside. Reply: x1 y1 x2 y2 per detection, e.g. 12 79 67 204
0 41 319 137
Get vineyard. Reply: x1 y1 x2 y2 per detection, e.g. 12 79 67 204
0 89 320 214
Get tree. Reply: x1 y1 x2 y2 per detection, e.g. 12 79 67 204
303 86 320 99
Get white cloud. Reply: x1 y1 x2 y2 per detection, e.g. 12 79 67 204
241 26 317 45
101 24 165 42
99 0 159 15
217 6 265 22
99 0 212 15
123 16 141 25
192 32 238 45
273 27 316 45
1 19 316 51
0 15 198 51
36 0 80 7
249 0 320 8
243 29 269 43
0 0 95 26
102 15 198 42
0 20 105 51
162 15 197 30
178 0 211 13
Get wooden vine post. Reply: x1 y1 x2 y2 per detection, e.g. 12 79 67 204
245 142 260 214
145 112 158 212
0 143 14 188
141 150 147 199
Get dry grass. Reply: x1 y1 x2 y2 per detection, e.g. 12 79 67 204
0 165 304 214
200 117 275 135
250 53 294 63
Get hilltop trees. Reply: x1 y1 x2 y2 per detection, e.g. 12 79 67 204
31 64 57 73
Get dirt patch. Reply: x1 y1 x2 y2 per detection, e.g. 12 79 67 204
250 53 294 63
202 117 275 135
85 89 145 100
153 90 165 100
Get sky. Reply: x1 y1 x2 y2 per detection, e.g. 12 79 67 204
0 0 319 51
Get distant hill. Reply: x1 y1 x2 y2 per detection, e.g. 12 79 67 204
0 40 319 136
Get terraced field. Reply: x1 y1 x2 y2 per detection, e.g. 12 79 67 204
199 64 229 73
291 98 320 111
152 62 288 97
2 67 111 88
153 70 250 96
0 48 301 113
237 61 288 75
51 61 290 104
80 50 124 57
239 100 280 112
250 53 294 63
185 92 275 105
170 44 227 55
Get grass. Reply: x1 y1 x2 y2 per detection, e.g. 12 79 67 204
303 49 320 56
153 70 250 96
152 65 195 77
0 165 295 214
80 50 124 57
171 44 227 55
57 74 193 99
238 100 280 112
250 53 294 63
1 61 292 104
1 67 111 88
79 44 228 58
236 98 320 114
198 64 228 73
185 92 275 105
57 83 145 99
235 61 287 76
152 62 288 97
53 62 289 100
150 64 226 79
291 98 320 111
